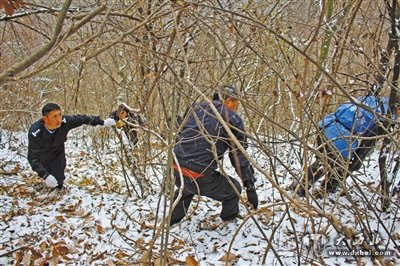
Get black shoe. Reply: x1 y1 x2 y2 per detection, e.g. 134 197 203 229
289 180 307 197
221 213 238 222
325 181 339 193
297 187 306 197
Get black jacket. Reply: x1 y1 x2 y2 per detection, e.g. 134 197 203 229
28 115 104 178
174 100 254 183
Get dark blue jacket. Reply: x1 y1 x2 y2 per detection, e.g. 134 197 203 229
28 115 104 178
319 96 390 159
174 100 254 183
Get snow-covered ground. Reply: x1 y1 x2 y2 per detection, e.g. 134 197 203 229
0 127 399 265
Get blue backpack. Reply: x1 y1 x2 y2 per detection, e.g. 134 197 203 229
319 96 389 159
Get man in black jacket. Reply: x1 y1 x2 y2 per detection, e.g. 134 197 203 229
109 103 146 146
28 103 116 190
170 85 258 225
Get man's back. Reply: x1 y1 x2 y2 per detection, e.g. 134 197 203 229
174 100 246 173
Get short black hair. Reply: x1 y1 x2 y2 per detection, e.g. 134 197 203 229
41 103 61 116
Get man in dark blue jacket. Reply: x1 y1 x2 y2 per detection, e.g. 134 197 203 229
170 85 258 225
294 96 392 196
28 103 116 190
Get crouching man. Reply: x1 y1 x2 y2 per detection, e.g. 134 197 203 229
109 103 146 146
170 85 258 226
294 96 395 196
28 103 116 190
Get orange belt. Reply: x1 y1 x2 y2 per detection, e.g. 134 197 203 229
172 164 204 179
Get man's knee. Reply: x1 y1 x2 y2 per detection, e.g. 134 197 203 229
231 178 242 195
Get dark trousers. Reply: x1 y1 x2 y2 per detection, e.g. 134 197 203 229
307 134 349 189
170 170 242 225
307 133 376 188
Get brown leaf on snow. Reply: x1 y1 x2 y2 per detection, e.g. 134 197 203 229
63 204 77 213
83 213 95 223
115 226 128 233
53 242 69 256
79 177 95 187
2 208 26 222
54 245 69 256
73 208 86 216
15 250 24 265
197 220 220 230
140 222 160 230
12 163 21 173
55 215 66 222
170 238 185 251
115 251 129 259
219 252 238 262
136 237 146 248
96 224 104 234
30 248 43 260
259 206 274 224
186 255 199 266
392 231 400 240
12 185 31 198
91 251 106 262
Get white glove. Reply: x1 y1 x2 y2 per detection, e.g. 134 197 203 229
45 175 58 188
103 118 116 127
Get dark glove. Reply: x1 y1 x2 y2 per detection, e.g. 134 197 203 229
244 181 258 209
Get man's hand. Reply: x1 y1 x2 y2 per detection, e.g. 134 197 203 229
45 175 58 188
245 181 258 209
103 118 116 127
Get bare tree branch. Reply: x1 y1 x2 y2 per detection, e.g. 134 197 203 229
0 0 72 86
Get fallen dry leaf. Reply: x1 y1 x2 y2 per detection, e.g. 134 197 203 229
26 201 36 207
186 255 199 266
79 177 94 187
170 238 185 251
136 237 146 248
15 250 23 265
96 224 104 234
219 252 238 262
55 215 66 222
115 251 129 259
30 248 43 260
53 245 69 256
